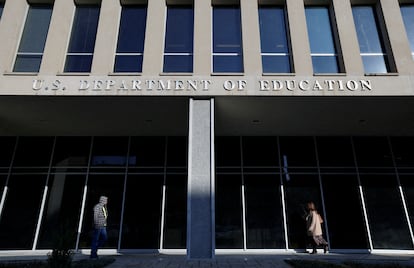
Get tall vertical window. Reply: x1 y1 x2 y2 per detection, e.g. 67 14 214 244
305 6 340 73
13 5 52 72
213 6 243 73
352 5 390 74
258 6 291 73
114 5 147 73
64 5 100 73
163 6 194 73
401 5 414 60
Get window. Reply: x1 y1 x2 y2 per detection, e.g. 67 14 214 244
0 2 4 19
258 6 291 73
401 5 414 60
13 5 52 72
64 5 100 73
352 5 390 74
305 6 341 73
213 6 243 73
114 5 147 73
163 6 194 73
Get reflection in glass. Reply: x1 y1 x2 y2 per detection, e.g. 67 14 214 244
279 137 316 168
361 174 413 249
0 3 3 18
163 6 194 73
0 174 47 249
305 6 340 73
13 5 52 72
245 174 284 248
215 174 243 249
284 174 321 249
79 174 125 249
163 174 187 249
114 5 147 72
321 174 368 249
129 137 166 168
52 137 91 167
64 5 100 72
90 137 129 167
258 6 291 73
352 6 390 74
121 174 163 249
401 5 414 59
213 6 243 73
37 174 86 248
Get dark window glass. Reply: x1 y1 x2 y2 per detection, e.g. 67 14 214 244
352 6 390 74
390 137 414 168
400 175 414 239
37 174 86 249
322 174 369 249
316 137 355 168
79 174 124 249
52 137 91 167
284 174 322 249
163 6 194 73
242 136 279 167
215 174 243 249
401 5 414 59
12 137 54 168
166 136 187 168
279 137 317 168
90 137 129 168
64 5 100 72
258 6 291 73
114 6 147 73
353 137 393 168
245 174 285 248
163 174 187 249
121 174 163 249
129 137 166 168
13 5 52 72
0 137 16 169
0 3 3 18
360 174 413 249
305 6 340 73
213 6 243 73
216 137 241 168
0 174 47 249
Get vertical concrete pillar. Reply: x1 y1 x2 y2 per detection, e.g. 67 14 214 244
332 0 365 75
379 0 414 74
91 0 121 74
0 0 27 72
187 98 214 259
286 0 313 75
194 0 211 75
240 0 261 75
40 0 75 74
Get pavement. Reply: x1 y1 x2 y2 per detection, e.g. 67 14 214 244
1 250 414 268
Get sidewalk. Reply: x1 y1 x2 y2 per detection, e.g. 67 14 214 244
103 252 414 268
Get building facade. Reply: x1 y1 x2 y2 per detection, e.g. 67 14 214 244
0 0 414 259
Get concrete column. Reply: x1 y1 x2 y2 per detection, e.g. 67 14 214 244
332 0 365 75
91 0 121 74
0 0 27 72
286 0 312 75
240 0 261 75
142 0 165 75
379 0 414 75
40 0 75 74
194 0 211 75
187 98 214 259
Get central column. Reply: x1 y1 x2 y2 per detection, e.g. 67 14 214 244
187 98 215 259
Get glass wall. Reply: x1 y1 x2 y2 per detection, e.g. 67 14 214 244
215 136 414 251
114 5 147 73
400 4 414 59
0 136 187 250
13 4 53 72
163 6 194 73
258 5 291 73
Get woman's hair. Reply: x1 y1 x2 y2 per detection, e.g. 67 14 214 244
307 202 317 211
